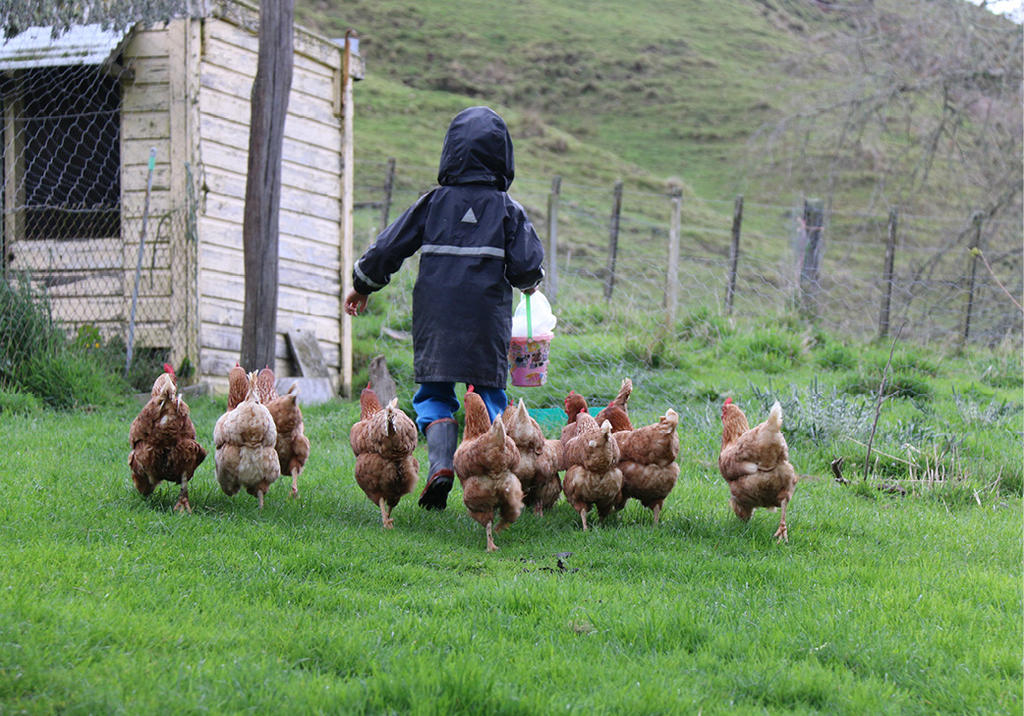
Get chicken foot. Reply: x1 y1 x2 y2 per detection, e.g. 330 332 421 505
773 498 789 543
379 497 394 529
651 503 661 526
290 468 300 499
173 478 192 514
578 508 589 531
257 489 265 510
485 521 498 552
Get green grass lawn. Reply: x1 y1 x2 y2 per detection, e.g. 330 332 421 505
1 315 1021 713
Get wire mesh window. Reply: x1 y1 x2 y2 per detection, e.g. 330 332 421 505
3 65 121 243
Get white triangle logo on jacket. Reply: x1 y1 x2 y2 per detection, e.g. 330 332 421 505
460 208 478 224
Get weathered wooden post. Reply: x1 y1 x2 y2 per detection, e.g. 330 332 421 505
379 157 396 231
878 207 898 339
546 175 561 302
962 211 984 345
340 29 357 398
798 197 824 316
726 194 743 315
665 187 682 326
241 0 294 372
604 179 623 301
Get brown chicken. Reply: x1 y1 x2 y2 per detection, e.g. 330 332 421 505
226 362 248 410
559 390 589 468
453 389 523 551
595 377 633 432
561 411 622 530
502 398 562 515
718 398 797 542
257 367 310 499
614 408 680 524
256 366 278 403
213 371 280 508
349 386 419 529
128 369 207 512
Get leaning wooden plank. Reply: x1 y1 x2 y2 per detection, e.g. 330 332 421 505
286 329 330 377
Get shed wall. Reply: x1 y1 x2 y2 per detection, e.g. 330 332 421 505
196 11 343 388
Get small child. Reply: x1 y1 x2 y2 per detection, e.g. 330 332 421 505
344 106 544 510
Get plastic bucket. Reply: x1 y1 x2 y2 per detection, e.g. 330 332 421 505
508 333 553 387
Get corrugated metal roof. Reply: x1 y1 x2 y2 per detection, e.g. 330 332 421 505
0 24 131 71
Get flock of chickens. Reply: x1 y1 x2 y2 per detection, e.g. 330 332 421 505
128 368 797 552
128 364 309 514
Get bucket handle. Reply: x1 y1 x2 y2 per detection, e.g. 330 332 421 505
525 293 532 340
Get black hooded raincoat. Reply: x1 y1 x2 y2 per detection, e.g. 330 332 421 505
351 106 545 388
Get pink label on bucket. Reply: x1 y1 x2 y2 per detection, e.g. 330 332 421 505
508 334 553 387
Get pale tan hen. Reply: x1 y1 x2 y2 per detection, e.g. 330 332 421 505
561 411 622 531
453 389 523 552
502 398 562 516
614 408 680 524
349 386 419 529
718 398 797 542
257 367 310 499
213 371 280 508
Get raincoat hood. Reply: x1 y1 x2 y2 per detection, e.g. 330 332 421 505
437 106 515 191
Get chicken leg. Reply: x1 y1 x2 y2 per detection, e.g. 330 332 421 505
379 497 394 529
486 521 498 552
773 498 789 542
173 478 192 514
290 469 300 499
578 508 589 532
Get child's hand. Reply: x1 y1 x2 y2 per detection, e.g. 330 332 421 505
344 290 368 316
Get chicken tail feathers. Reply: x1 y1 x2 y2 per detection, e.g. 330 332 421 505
767 401 783 431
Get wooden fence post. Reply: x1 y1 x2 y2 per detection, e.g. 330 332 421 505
665 188 682 326
604 179 623 301
798 197 824 316
726 194 743 315
962 211 984 345
546 175 561 302
878 207 898 339
379 157 396 230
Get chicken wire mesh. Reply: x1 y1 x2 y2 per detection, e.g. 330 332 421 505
1 64 198 387
352 157 1023 353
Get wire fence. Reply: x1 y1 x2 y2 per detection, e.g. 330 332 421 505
1 64 197 387
352 157 1023 352
0 59 1020 398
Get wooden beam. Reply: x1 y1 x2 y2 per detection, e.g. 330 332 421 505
240 0 294 372
339 30 356 399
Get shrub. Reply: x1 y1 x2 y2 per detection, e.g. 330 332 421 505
815 340 857 371
12 350 126 409
750 380 872 446
724 328 806 374
0 274 128 408
675 307 733 347
0 274 62 384
0 388 43 415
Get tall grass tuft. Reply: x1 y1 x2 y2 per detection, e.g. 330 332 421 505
0 275 127 408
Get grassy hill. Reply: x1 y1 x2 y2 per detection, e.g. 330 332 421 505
296 0 1021 355
298 0 1022 210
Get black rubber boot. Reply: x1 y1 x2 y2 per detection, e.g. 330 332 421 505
418 418 458 510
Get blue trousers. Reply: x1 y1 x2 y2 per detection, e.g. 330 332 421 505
413 382 507 434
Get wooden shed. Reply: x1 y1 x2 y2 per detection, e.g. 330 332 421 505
0 0 362 394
